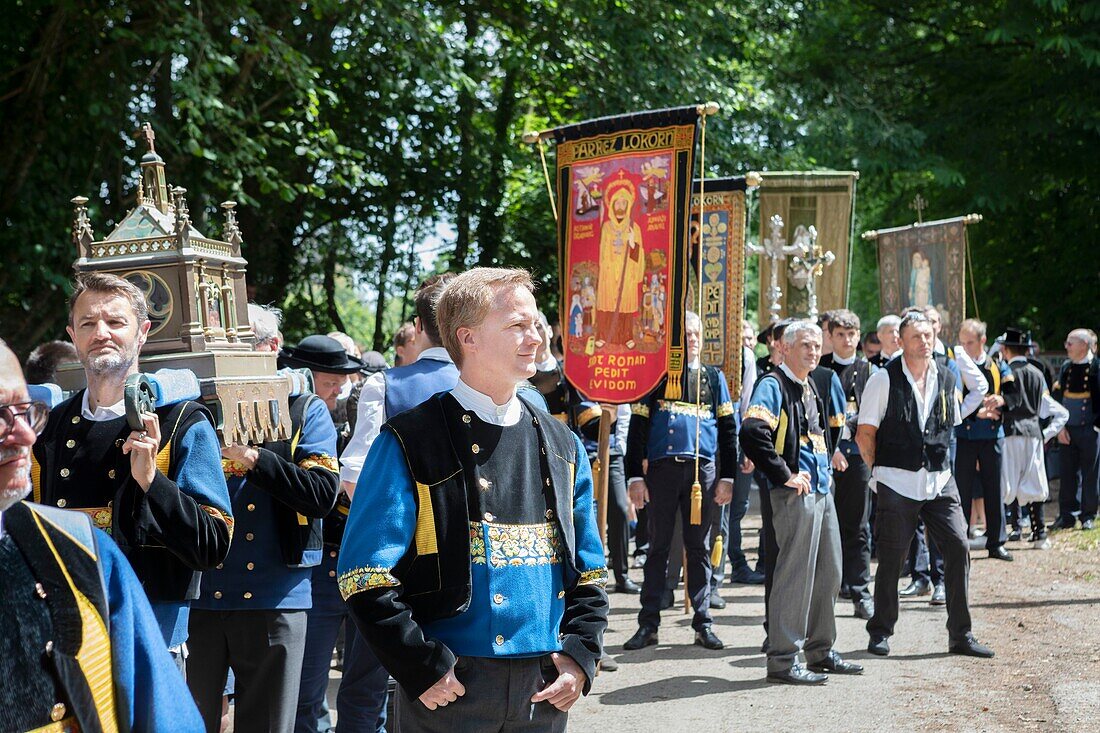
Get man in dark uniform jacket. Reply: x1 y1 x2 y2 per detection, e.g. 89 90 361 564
1050 328 1100 530
31 273 232 667
623 311 737 653
819 309 877 619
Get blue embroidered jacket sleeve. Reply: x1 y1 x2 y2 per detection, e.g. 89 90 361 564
560 433 609 693
248 397 340 517
99 529 205 732
337 430 454 699
130 415 232 570
739 376 791 486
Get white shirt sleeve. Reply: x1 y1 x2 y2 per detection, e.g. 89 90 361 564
1040 391 1070 442
614 404 631 453
339 370 387 486
857 369 890 428
954 349 989 419
739 347 757 420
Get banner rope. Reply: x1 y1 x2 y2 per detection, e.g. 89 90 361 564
690 112 708 526
536 138 558 224
964 226 980 321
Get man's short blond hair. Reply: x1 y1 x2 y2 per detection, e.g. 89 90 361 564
959 318 986 339
436 267 535 367
68 272 149 325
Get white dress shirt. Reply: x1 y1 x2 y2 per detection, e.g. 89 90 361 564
859 356 961 501
450 379 523 427
338 347 453 486
951 346 990 419
81 391 126 422
738 346 757 421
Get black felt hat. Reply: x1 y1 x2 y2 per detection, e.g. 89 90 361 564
279 335 366 374
756 318 794 346
996 327 1033 349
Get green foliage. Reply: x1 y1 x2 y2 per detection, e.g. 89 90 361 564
1 0 1096 357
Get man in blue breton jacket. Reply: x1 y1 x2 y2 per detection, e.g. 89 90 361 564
338 267 607 733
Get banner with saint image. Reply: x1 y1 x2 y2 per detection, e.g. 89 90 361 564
553 107 699 403
689 177 747 397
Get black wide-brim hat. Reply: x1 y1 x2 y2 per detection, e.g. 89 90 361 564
996 327 1033 349
279 334 366 374
757 317 794 345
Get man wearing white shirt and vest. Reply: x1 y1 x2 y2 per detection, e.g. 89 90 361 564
856 311 993 659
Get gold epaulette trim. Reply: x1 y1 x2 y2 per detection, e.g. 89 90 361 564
578 567 609 587
575 405 601 428
716 402 735 418
631 403 650 418
299 454 339 473
200 505 234 539
338 566 400 600
744 404 779 430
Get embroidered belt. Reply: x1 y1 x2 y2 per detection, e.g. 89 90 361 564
469 521 564 568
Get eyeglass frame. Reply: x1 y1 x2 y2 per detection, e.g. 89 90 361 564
0 400 51 445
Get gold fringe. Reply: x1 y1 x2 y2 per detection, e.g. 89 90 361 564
690 481 702 525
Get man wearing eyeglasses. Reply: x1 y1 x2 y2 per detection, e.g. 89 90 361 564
0 337 205 731
29 272 233 671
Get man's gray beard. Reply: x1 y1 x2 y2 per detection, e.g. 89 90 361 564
0 446 32 511
83 345 138 377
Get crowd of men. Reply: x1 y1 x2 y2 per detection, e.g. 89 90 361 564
2 267 1097 731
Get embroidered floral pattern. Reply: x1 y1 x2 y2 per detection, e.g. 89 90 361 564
578 567 609 586
658 400 714 420
76 507 112 534
716 401 735 418
338 566 400 600
299 454 339 473
200 505 235 538
744 404 780 429
222 458 249 478
469 521 564 568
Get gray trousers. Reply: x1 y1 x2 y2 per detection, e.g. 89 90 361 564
395 656 566 733
766 489 842 674
187 609 308 733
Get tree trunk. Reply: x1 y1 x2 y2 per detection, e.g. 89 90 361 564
323 244 347 333
476 63 519 266
450 7 480 268
372 199 400 352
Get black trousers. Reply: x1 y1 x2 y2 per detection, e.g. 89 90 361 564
867 481 973 644
188 608 308 733
955 437 1006 549
638 457 716 631
1058 424 1100 523
833 451 872 602
604 454 631 584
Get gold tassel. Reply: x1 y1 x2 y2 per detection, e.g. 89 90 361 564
710 532 723 567
690 481 702 525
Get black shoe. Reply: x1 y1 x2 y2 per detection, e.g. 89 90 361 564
1049 516 1076 531
867 635 890 656
767 663 827 685
709 592 726 610
988 546 1014 562
1008 528 1022 542
853 598 874 620
930 583 946 606
613 578 642 594
694 627 724 650
1082 518 1096 531
623 626 658 651
949 632 994 658
838 586 852 600
807 651 864 675
900 578 932 597
599 652 619 672
659 589 675 610
729 567 766 585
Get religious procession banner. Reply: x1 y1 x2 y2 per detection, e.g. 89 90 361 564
553 107 699 404
864 214 980 338
690 177 747 397
756 171 858 320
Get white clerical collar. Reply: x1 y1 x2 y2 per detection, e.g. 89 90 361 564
81 390 126 422
778 363 808 387
417 346 453 364
451 378 523 426
832 352 856 366
1009 356 1029 364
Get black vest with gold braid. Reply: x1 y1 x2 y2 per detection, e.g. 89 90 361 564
379 391 582 624
30 391 214 602
2 502 121 733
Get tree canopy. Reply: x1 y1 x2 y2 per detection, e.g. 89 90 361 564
2 0 1096 356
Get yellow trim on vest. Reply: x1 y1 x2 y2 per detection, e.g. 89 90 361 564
414 481 438 556
1063 391 1090 399
31 451 41 503
991 365 1001 395
775 409 789 456
155 405 189 478
26 717 78 733
30 512 119 733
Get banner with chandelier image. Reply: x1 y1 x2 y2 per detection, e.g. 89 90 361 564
689 177 747 397
865 214 980 339
553 107 699 403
